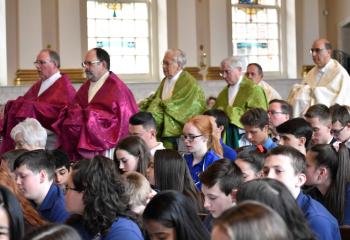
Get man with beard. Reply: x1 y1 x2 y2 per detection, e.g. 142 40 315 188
53 48 138 161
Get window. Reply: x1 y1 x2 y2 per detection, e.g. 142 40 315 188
87 0 152 77
231 0 282 74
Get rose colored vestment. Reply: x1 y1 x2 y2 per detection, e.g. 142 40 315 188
0 74 76 153
53 72 138 161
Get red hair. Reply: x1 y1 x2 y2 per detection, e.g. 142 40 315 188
186 115 223 157
0 162 46 228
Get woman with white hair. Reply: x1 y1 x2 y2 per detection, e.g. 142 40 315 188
10 118 47 150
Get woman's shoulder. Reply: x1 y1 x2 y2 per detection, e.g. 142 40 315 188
103 217 144 240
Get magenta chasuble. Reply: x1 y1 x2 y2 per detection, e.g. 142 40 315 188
53 72 138 161
0 74 76 153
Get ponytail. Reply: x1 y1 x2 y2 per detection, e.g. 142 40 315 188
325 143 350 224
208 116 223 157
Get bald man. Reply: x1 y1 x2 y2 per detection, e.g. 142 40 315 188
290 38 350 117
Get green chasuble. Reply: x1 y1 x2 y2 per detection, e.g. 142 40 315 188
214 77 268 148
139 71 206 147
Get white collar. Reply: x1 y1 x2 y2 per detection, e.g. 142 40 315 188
38 71 61 96
228 75 243 89
318 59 332 74
167 69 183 82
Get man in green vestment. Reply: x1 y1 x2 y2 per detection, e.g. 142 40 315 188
214 56 268 149
139 49 206 149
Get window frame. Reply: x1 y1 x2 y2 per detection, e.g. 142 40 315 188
229 0 287 78
85 0 158 82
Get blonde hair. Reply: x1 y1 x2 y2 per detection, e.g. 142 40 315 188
123 171 152 213
186 115 223 157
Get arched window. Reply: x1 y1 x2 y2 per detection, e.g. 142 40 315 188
231 0 283 76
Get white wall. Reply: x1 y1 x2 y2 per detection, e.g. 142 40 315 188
209 0 229 66
58 0 83 68
0 0 7 85
18 0 42 68
177 0 197 66
301 0 321 65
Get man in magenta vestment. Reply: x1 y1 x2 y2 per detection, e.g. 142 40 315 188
0 49 76 153
53 48 138 161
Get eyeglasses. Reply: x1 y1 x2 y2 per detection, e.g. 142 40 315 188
181 134 202 142
33 60 52 66
219 69 232 78
310 48 326 54
267 110 286 115
161 61 175 67
81 60 101 68
330 126 346 136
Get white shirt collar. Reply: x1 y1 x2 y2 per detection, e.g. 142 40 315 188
228 76 243 105
162 70 183 100
318 59 332 74
168 69 183 82
88 71 109 102
38 71 61 96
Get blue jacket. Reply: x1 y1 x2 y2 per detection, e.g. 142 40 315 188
220 139 237 161
37 183 69 223
297 192 340 240
71 216 143 240
184 149 221 190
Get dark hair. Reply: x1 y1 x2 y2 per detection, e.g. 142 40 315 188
266 145 306 174
114 136 150 176
0 149 29 172
154 149 203 211
247 63 263 76
14 150 55 181
304 104 331 124
94 48 110 70
203 109 229 131
199 159 243 195
50 149 71 171
143 190 210 240
324 40 332 50
70 156 132 236
237 179 314 240
309 144 350 224
240 108 269 129
276 118 313 149
330 104 350 126
0 184 25 240
236 149 265 173
23 224 81 240
206 96 217 103
129 111 157 130
214 201 292 240
269 99 293 117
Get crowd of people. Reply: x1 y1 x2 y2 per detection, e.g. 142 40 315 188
0 37 348 240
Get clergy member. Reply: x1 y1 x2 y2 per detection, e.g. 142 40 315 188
53 48 138 161
214 56 268 149
289 38 350 117
139 48 206 149
0 49 76 153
